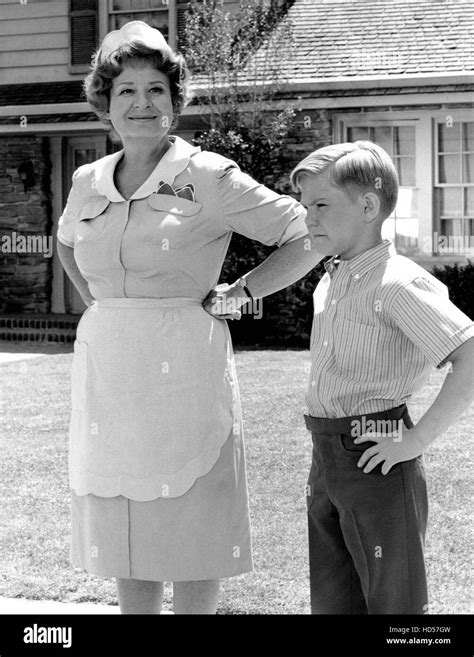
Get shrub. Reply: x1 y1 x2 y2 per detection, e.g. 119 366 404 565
223 243 326 348
432 261 474 320
227 260 474 348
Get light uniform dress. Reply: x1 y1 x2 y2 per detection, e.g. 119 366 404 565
57 135 308 581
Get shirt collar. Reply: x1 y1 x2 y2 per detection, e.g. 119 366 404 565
323 255 340 277
326 240 396 280
344 239 396 279
94 135 201 202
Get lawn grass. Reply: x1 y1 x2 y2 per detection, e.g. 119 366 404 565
0 346 472 614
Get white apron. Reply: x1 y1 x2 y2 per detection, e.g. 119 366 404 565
69 297 241 501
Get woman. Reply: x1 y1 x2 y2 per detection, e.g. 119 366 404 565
57 21 321 614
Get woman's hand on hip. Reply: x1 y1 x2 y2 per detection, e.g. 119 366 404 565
202 283 247 320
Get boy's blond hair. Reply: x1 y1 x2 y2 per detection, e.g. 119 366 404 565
290 141 399 220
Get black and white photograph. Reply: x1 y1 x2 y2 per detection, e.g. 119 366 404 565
0 1 472 656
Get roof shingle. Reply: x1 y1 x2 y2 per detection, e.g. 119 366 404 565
260 0 474 80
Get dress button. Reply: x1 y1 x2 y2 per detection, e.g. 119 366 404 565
331 299 336 305
354 273 360 280
323 340 328 347
311 380 316 387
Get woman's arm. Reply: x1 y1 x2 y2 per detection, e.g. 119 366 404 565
242 236 322 299
203 237 322 318
57 240 95 307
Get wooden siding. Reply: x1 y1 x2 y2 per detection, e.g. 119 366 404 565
1 0 252 87
0 0 72 84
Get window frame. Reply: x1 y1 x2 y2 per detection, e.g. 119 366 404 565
337 114 419 254
346 123 417 187
334 109 474 259
101 0 177 49
434 118 474 245
69 0 178 73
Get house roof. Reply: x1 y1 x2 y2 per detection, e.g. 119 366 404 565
1 80 472 113
278 0 474 80
0 0 472 112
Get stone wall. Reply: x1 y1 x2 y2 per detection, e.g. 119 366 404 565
0 136 52 313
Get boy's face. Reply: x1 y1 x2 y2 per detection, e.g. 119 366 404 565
299 169 367 260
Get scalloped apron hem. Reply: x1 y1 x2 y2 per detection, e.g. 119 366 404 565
70 429 253 581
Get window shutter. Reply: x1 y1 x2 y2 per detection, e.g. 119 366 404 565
177 1 190 51
70 0 98 67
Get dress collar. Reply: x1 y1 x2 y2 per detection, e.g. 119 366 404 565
94 135 201 202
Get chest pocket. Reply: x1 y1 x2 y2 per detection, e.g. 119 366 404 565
75 197 110 244
333 319 380 376
138 193 202 249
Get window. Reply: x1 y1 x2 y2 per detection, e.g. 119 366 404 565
70 1 178 70
435 121 474 248
70 0 98 68
347 125 416 186
347 124 418 254
108 0 171 41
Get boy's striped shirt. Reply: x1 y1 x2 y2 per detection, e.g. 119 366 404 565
307 240 474 418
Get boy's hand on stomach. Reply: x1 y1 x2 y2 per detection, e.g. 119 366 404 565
354 428 424 475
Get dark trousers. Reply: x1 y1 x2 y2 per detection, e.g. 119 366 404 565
304 405 428 614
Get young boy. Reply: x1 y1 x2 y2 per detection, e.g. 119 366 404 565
290 141 474 614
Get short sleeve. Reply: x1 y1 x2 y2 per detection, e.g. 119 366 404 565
56 167 86 247
216 160 308 246
388 275 474 368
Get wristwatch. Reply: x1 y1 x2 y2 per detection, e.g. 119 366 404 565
235 276 253 301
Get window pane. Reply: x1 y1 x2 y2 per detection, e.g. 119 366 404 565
110 11 168 35
438 155 461 183
373 126 392 156
112 0 132 9
112 13 133 27
441 219 463 237
74 149 96 168
462 154 474 183
133 0 153 8
394 126 415 156
347 127 369 141
394 187 417 217
382 216 395 240
462 122 474 152
438 188 462 218
112 0 167 8
145 12 168 34
393 218 418 253
438 122 461 153
395 157 415 186
466 188 474 217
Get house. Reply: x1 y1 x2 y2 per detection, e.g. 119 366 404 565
0 0 473 330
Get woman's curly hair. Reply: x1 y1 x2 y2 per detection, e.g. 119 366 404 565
84 42 190 139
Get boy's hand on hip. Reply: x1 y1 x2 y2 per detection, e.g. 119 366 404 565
354 428 424 475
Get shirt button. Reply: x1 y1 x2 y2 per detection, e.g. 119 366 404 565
323 340 328 347
331 299 336 305
311 380 316 387
354 274 360 280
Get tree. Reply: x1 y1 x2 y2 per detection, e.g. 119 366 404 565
182 1 323 346
182 0 297 186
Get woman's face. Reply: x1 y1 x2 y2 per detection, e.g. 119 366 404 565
107 62 174 144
